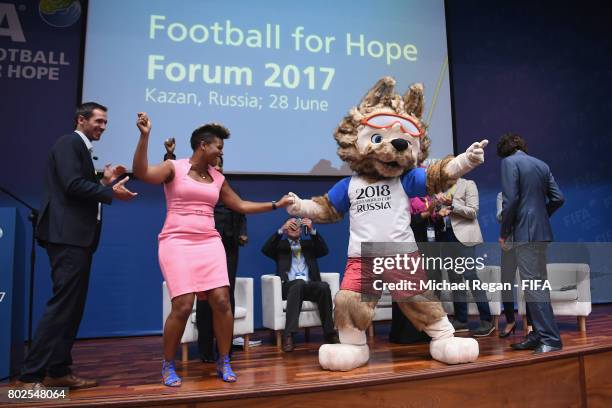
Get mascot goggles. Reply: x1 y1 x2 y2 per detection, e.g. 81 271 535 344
360 113 422 137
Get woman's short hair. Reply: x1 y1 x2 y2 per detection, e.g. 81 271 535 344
190 123 230 151
497 132 528 158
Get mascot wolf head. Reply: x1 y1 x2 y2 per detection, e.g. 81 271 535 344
334 77 431 179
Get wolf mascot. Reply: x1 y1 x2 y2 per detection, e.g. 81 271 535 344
287 77 488 371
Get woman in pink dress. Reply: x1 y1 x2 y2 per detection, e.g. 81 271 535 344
132 113 292 385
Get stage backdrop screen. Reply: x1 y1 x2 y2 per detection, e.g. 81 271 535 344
83 0 454 175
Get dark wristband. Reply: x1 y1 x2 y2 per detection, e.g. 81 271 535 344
271 200 277 210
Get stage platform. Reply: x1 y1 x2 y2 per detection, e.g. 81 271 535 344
2 305 611 408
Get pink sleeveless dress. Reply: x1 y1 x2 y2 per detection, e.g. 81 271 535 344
158 159 228 299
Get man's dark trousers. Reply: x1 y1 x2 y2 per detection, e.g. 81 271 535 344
282 279 334 336
516 242 561 347
20 242 95 382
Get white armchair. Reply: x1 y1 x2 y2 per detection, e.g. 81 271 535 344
439 265 502 328
261 272 340 347
517 263 591 332
162 277 254 362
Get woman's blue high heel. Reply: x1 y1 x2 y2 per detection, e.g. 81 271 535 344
216 355 237 383
162 360 182 387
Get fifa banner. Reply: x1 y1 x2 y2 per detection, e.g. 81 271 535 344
0 0 84 350
0 0 83 190
0 208 25 380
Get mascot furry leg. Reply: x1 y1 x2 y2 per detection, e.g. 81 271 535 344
318 290 478 371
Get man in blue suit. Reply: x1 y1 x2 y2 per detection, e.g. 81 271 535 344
18 102 136 389
497 133 564 354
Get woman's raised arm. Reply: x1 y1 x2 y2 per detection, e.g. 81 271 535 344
132 112 174 184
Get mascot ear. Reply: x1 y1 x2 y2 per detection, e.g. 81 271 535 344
358 76 397 111
403 83 425 119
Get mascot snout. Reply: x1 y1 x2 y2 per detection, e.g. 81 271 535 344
391 138 409 151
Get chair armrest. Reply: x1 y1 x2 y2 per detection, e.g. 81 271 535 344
261 274 283 329
164 281 197 343
234 277 249 309
162 281 171 327
321 272 340 299
235 277 254 334
479 265 501 302
575 264 591 302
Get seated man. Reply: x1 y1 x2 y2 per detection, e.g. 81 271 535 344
262 217 339 352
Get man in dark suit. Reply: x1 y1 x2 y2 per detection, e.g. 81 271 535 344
262 218 338 352
497 133 565 354
18 102 136 389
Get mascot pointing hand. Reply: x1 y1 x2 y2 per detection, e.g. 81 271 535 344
287 77 488 371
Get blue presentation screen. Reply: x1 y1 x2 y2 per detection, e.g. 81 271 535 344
83 0 454 175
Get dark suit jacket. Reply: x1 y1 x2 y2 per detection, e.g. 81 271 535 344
500 151 564 242
261 231 328 283
214 203 246 246
36 132 113 249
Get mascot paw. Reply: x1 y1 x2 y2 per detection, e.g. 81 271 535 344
466 139 489 164
287 192 301 215
445 139 489 178
319 343 370 371
430 337 479 364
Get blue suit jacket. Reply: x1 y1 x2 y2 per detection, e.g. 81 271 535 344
500 151 564 242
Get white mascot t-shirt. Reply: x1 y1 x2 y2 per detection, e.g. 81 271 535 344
327 167 427 257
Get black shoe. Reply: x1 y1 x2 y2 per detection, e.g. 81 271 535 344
200 354 216 363
324 333 340 344
200 346 217 363
452 320 469 333
533 344 562 354
499 321 517 338
511 337 540 350
473 321 495 337
282 334 295 352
